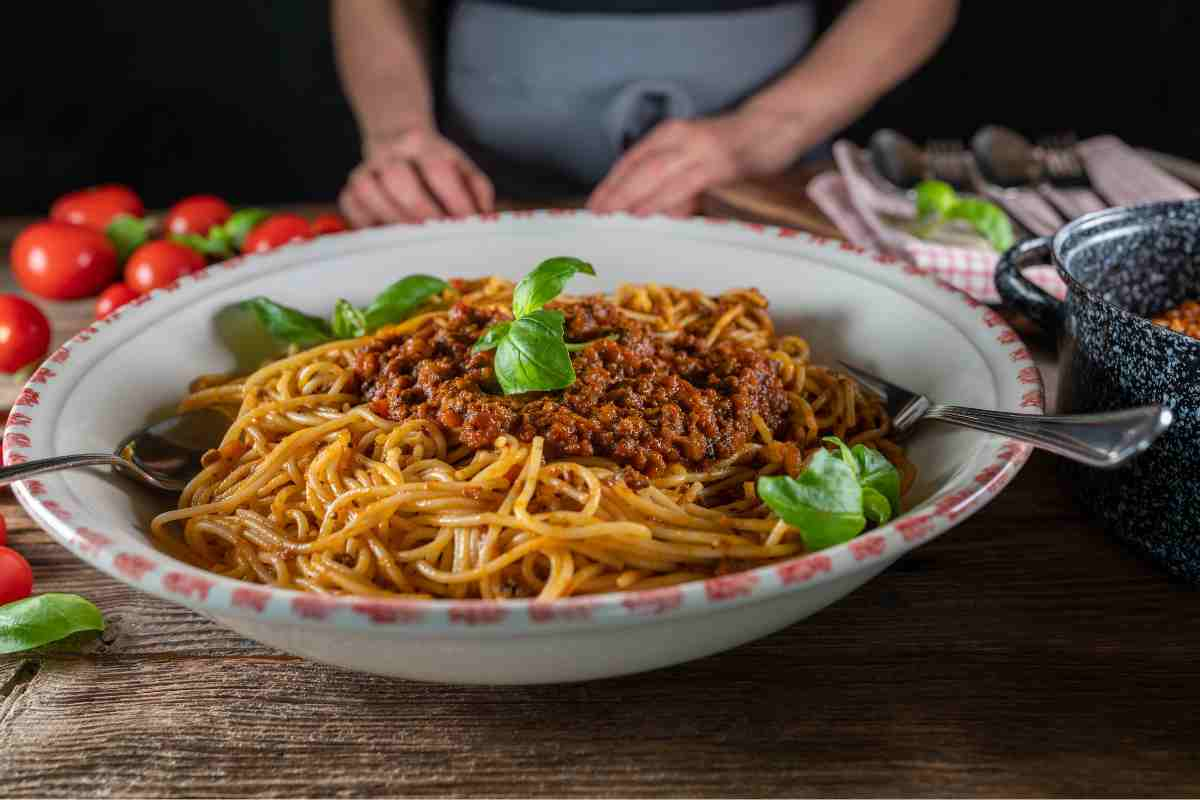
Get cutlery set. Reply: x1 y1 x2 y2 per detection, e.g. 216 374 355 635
868 125 1107 233
870 125 1094 193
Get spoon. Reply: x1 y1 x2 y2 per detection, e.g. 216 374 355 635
970 124 1044 187
0 409 231 492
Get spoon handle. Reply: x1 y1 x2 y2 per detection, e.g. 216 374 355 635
925 405 1173 468
0 454 123 487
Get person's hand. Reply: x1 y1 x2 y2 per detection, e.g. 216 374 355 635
339 128 495 226
587 109 807 217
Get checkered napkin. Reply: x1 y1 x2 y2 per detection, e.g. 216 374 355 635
808 136 1199 303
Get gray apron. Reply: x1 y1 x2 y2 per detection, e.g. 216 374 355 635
442 1 819 197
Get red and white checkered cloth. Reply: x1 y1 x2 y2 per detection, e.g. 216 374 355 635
808 136 1198 303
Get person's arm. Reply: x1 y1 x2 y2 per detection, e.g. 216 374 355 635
333 0 494 225
588 0 959 216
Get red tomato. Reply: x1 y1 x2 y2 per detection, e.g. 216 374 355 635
0 515 7 547
242 214 312 253
0 296 51 373
11 222 118 300
310 213 349 236
0 546 33 605
50 184 144 232
165 194 233 237
94 282 140 319
124 241 205 295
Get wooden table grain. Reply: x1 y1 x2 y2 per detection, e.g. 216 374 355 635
1 187 1198 798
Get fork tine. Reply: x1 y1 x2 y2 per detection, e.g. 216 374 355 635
836 360 898 400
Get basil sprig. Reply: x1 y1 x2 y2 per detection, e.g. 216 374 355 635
0 593 105 654
914 180 1015 253
472 257 596 395
243 274 447 347
756 437 902 551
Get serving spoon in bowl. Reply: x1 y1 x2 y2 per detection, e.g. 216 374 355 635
0 408 230 492
839 361 1172 469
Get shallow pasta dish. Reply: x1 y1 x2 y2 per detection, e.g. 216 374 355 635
150 268 915 601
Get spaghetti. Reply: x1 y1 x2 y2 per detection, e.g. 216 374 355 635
151 278 915 600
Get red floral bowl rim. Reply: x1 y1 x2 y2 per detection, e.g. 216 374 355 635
4 211 1040 635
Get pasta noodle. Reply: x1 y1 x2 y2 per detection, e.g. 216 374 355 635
151 278 915 600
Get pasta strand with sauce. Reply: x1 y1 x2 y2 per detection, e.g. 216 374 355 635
150 278 915 600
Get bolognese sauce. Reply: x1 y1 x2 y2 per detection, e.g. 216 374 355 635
355 297 792 477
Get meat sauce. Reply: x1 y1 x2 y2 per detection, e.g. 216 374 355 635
1151 299 1200 339
354 297 790 477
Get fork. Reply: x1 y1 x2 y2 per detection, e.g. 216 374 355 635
837 361 1172 468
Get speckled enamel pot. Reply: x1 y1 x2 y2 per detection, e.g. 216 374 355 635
997 200 1200 581
7 212 1040 684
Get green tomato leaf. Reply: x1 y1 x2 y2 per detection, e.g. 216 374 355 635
0 593 105 655
948 198 1015 253
756 449 866 551
511 256 595 318
915 180 958 221
472 321 512 354
861 486 893 526
241 297 332 348
361 275 448 332
851 443 902 518
493 310 574 394
331 299 368 339
171 232 233 260
222 208 274 251
105 214 153 262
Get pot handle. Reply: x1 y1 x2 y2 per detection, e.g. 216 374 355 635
994 236 1064 333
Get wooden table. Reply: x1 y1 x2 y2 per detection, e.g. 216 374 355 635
2 186 1198 798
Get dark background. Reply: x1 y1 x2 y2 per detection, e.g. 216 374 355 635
3 1 1194 214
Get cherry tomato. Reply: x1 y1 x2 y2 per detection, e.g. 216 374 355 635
165 194 233 237
0 546 33 605
124 241 206 295
11 221 118 300
310 213 349 236
242 214 312 254
0 296 51 373
50 184 144 232
94 282 140 319
0 515 7 547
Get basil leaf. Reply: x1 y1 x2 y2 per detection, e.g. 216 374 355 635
331 299 367 339
823 435 858 476
756 449 866 551
915 180 957 220
494 310 574 394
105 214 153 262
0 593 105 655
362 274 447 332
223 208 273 250
472 321 511 354
512 257 595 318
948 198 1015 253
851 443 902 517
242 297 332 347
862 487 893 526
215 303 291 373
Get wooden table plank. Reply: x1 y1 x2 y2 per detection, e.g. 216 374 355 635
2 451 1197 798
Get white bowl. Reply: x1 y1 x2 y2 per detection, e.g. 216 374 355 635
5 212 1040 684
